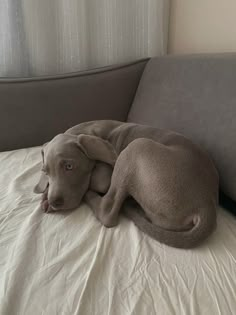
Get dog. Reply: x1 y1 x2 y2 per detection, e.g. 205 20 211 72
34 120 219 248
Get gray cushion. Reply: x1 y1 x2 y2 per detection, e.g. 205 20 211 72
0 59 147 152
128 53 236 201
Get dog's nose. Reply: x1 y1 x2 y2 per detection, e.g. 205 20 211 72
51 197 64 208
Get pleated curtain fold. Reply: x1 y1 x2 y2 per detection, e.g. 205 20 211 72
0 0 169 77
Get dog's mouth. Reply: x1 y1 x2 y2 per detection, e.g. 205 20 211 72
41 200 75 213
41 194 82 213
48 200 82 212
49 204 75 212
46 205 78 216
50 205 62 211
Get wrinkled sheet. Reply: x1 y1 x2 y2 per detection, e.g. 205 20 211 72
0 146 236 315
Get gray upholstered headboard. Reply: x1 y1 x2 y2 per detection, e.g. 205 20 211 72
0 59 148 152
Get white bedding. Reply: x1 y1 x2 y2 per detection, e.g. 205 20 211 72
0 147 236 315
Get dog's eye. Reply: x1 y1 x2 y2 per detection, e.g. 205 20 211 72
65 163 73 171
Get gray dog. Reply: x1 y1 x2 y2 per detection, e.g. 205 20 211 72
34 120 219 248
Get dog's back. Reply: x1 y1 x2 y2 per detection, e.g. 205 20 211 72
66 120 219 248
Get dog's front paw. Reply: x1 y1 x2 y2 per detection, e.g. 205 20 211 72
102 214 119 228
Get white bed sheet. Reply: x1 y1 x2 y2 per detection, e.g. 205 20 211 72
0 147 235 315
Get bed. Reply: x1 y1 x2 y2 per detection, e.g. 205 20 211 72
0 55 236 315
0 146 235 314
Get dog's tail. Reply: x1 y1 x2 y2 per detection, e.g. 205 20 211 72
122 201 217 249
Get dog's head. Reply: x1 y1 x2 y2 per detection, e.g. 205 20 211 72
34 133 117 212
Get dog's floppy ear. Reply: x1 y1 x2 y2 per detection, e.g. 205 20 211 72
77 134 117 166
34 145 49 194
34 172 48 193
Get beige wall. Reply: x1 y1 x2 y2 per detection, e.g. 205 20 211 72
168 0 236 54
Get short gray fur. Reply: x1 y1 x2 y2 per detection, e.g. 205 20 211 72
34 120 219 249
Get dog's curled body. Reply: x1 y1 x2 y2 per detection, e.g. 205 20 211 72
35 120 219 248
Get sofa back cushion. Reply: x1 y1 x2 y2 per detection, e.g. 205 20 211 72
128 54 236 201
0 59 147 151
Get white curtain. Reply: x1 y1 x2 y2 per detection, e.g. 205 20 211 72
0 0 169 77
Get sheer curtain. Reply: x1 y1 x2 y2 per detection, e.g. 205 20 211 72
0 0 169 77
